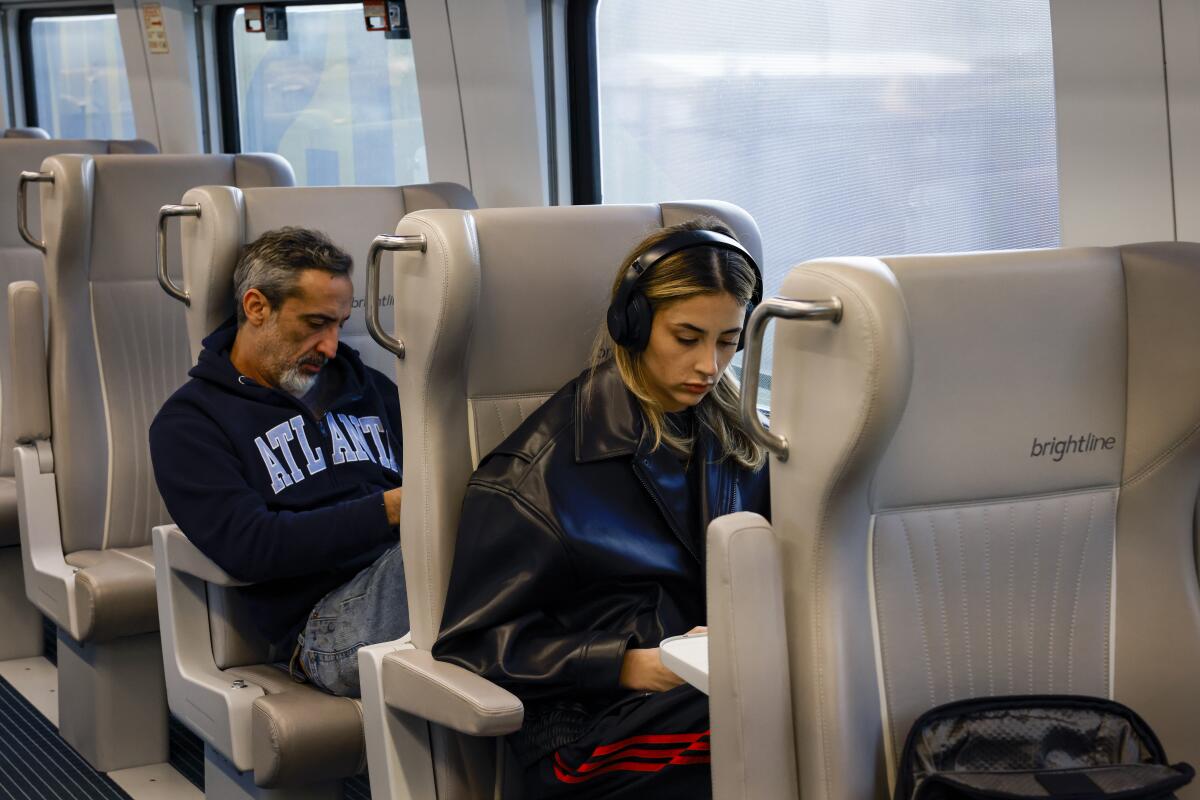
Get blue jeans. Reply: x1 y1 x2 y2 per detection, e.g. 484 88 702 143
297 543 409 697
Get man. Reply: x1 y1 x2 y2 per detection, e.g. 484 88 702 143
150 227 406 697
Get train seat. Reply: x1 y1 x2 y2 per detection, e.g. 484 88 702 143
354 201 761 799
9 152 294 773
0 136 156 663
708 243 1200 799
149 182 477 798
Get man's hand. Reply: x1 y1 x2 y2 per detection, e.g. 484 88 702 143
618 627 706 692
383 487 403 527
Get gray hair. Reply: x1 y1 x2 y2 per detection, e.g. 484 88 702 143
233 227 353 324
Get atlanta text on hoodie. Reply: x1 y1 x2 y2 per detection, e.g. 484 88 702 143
149 317 403 647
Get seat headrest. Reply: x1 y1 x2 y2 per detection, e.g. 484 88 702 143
866 247 1126 509
39 153 293 284
394 200 761 401
0 139 155 249
177 182 476 364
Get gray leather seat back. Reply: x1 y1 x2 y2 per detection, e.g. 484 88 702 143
765 243 1200 799
0 139 155 548
39 154 293 556
390 201 759 798
392 201 761 650
871 248 1125 779
176 182 475 669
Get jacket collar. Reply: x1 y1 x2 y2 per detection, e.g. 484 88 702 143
573 360 645 463
575 360 732 562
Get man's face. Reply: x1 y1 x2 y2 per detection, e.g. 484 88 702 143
257 269 353 397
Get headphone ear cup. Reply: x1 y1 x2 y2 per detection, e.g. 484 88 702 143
606 303 628 346
626 293 653 351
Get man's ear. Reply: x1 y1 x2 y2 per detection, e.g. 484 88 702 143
242 288 272 327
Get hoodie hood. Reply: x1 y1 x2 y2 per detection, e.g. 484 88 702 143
191 315 371 411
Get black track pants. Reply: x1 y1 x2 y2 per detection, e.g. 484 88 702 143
523 685 711 799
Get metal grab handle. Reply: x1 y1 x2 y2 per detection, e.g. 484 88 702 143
740 296 843 462
17 171 53 253
157 204 201 305
366 233 427 359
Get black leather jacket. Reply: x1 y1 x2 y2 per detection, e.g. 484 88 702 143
433 361 769 757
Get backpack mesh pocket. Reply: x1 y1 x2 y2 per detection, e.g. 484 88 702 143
893 696 1194 799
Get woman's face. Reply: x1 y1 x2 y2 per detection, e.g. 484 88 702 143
640 291 746 412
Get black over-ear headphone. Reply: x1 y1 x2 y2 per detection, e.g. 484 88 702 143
606 229 764 352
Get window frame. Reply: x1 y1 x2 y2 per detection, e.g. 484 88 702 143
18 4 120 131
214 3 242 154
216 0 344 154
216 0 420 158
566 0 600 205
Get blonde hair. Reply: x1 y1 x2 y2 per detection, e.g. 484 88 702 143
589 217 766 470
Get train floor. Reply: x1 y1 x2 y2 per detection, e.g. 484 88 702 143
0 655 201 799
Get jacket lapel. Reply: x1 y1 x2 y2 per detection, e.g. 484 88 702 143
632 440 698 561
575 360 718 563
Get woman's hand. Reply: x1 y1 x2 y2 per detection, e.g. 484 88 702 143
619 648 684 692
618 627 706 692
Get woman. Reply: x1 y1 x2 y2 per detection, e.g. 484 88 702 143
433 217 770 799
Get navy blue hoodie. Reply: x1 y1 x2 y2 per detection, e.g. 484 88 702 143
149 318 402 647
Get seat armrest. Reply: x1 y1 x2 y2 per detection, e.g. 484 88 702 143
160 525 247 586
14 442 81 638
359 640 438 799
381 649 523 736
706 512 798 800
8 282 51 444
74 553 159 642
153 524 263 771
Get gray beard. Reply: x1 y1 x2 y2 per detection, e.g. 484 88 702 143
277 365 318 398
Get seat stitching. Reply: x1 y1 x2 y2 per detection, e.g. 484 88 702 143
982 507 994 696
928 514 953 700
1102 492 1115 694
494 402 507 440
1029 501 1042 693
1047 498 1070 689
1006 505 1016 693
954 509 973 698
1066 493 1099 692
899 515 935 744
876 483 1117 515
1123 416 1200 489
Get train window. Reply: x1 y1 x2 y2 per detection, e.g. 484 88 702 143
581 0 1060 386
20 8 136 138
223 2 427 186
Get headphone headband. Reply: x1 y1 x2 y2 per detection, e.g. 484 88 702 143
607 228 764 352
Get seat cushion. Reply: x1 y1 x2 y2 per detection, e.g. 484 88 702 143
64 546 157 642
227 664 366 788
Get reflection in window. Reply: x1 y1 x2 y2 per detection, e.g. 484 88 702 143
232 4 427 186
28 13 135 139
596 1 1060 385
